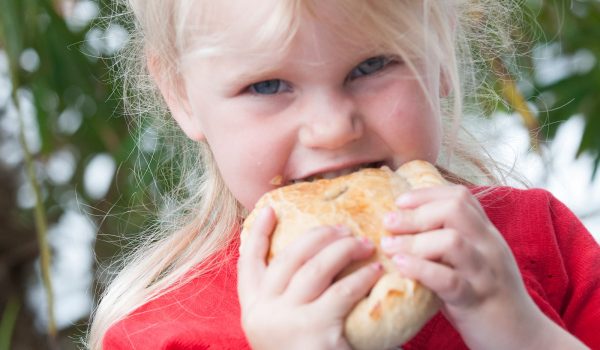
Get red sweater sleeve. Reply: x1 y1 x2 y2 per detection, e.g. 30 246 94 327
405 187 600 349
546 192 600 348
480 188 600 348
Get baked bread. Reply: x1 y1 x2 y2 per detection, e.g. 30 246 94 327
241 160 446 350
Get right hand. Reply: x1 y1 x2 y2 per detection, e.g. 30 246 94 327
237 207 384 350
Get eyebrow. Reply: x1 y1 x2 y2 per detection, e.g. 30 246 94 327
217 67 280 95
228 64 283 84
217 51 297 91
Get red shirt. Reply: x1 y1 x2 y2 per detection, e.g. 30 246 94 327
103 187 600 349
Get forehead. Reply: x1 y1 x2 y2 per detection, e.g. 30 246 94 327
179 0 416 65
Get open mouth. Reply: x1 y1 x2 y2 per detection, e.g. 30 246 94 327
290 161 387 184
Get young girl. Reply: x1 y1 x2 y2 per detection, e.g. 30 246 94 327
90 0 600 349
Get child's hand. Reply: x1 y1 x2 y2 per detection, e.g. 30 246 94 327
381 185 588 350
238 207 384 350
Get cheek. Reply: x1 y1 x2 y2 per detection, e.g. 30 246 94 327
362 79 442 158
207 137 275 209
186 89 298 209
201 115 295 209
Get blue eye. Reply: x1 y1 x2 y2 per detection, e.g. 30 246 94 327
348 56 393 80
249 79 290 95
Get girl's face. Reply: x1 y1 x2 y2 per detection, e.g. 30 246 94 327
175 2 442 210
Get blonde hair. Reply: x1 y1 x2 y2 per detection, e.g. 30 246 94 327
88 1 525 348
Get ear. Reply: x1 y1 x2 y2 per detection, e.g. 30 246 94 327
146 52 205 141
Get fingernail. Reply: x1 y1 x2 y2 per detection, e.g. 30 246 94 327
371 262 383 271
393 254 408 267
384 212 398 226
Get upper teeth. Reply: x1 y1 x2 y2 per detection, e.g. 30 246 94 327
313 166 361 180
292 162 381 184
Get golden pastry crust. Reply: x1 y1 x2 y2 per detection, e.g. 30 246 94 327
241 160 446 350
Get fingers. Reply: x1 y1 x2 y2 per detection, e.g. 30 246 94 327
262 225 354 297
317 262 384 318
238 207 277 306
380 185 512 309
395 185 485 216
392 254 477 307
380 229 485 273
383 186 489 238
284 236 376 303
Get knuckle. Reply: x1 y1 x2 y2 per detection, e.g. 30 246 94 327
448 187 471 212
445 230 464 251
337 236 367 257
340 235 360 247
483 239 511 263
308 225 336 240
303 260 325 277
454 186 472 202
329 282 357 299
449 198 466 214
443 273 463 295
470 249 487 271
482 263 499 282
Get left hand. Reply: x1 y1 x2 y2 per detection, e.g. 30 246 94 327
238 207 383 350
380 185 582 350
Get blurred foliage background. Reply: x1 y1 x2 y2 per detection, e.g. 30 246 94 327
0 0 598 349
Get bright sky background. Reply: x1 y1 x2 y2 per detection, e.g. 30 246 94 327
481 112 600 242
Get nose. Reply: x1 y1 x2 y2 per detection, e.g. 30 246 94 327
298 91 364 149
